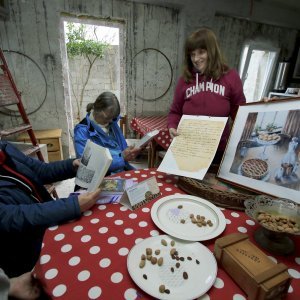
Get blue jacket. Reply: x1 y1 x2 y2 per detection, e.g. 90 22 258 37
0 141 81 277
74 114 134 175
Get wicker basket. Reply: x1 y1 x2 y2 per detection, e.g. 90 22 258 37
178 173 258 210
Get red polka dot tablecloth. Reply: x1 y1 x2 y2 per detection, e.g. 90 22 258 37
130 116 171 150
34 169 300 300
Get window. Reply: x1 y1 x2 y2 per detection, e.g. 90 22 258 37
239 42 279 102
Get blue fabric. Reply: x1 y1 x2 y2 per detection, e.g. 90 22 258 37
74 114 135 174
0 141 81 277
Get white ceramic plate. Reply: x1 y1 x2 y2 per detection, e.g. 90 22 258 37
127 235 217 300
151 195 226 241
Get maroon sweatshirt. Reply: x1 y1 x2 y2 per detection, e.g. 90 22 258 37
168 69 246 152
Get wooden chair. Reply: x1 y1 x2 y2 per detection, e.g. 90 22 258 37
119 114 150 166
119 115 128 138
154 150 166 167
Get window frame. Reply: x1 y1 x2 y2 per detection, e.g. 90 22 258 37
239 41 280 101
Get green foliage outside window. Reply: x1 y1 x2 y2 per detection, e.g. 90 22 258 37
65 22 111 121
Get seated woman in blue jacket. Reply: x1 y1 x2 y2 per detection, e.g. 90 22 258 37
74 92 140 175
0 141 101 278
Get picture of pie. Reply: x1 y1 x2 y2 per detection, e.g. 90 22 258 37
241 158 268 180
257 133 280 143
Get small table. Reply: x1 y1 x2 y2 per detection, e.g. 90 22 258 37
130 116 171 167
34 169 300 300
17 128 63 162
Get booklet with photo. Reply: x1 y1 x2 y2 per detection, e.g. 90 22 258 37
134 129 159 148
75 140 112 192
70 178 135 205
158 115 227 180
120 176 160 210
99 178 127 196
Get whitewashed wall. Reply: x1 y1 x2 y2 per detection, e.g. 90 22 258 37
0 0 180 157
0 0 299 157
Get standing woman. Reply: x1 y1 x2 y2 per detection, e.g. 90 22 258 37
74 92 140 175
168 27 246 163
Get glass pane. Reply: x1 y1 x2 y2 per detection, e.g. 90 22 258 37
243 49 277 102
238 44 249 79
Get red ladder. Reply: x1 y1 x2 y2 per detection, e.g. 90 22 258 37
0 48 58 198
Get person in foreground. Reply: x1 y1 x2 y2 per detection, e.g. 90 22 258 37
168 27 246 163
0 141 101 278
0 268 41 300
74 91 140 175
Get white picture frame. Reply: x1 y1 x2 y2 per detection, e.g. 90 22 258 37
217 97 300 203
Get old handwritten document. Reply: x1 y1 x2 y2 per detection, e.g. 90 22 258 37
158 115 227 180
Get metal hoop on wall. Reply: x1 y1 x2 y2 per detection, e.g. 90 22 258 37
0 50 47 116
131 48 173 101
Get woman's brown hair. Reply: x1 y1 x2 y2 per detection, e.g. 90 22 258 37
86 91 120 118
182 27 229 82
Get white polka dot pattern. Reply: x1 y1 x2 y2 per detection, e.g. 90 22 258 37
111 272 123 283
68 256 80 266
61 244 72 253
33 168 299 300
213 277 224 289
52 284 67 297
88 286 102 299
40 254 51 264
45 268 58 280
99 258 111 268
77 270 90 281
89 246 100 254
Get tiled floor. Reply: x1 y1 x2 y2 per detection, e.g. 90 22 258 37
54 156 149 198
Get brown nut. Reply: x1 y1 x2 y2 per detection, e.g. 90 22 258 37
161 239 167 246
151 257 157 265
155 249 160 255
159 285 165 293
158 257 163 266
139 260 146 268
170 248 176 255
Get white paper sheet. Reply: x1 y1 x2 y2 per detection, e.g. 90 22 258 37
158 115 227 180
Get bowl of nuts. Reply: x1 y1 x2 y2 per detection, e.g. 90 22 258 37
244 195 300 255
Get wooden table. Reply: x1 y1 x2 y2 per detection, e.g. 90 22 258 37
34 169 300 300
18 128 63 162
130 116 171 167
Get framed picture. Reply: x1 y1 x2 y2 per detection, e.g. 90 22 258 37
293 48 300 79
217 97 300 203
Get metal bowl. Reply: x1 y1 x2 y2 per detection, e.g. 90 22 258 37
244 195 300 255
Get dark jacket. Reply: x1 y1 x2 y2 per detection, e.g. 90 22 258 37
74 114 134 175
0 141 81 277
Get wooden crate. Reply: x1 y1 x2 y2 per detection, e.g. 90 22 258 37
214 233 291 300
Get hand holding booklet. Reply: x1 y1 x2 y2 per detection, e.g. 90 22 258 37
134 129 159 148
75 140 112 192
